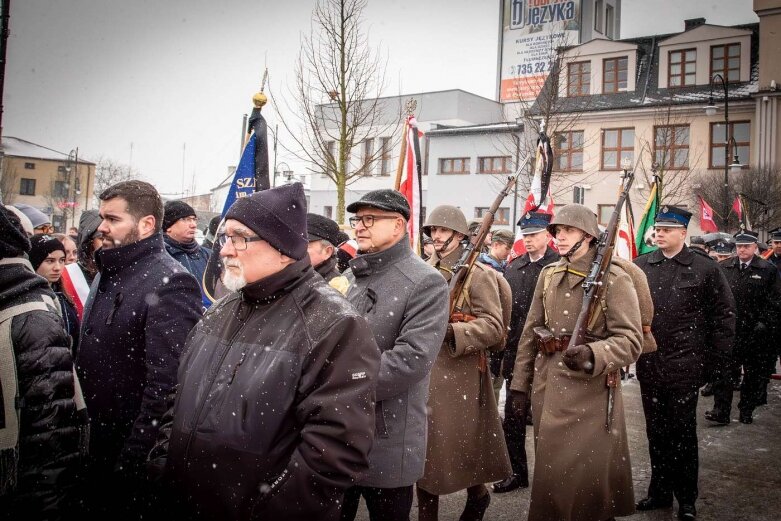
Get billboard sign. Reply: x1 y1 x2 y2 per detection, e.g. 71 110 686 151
499 0 582 102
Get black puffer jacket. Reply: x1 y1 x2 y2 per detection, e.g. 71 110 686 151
0 258 86 519
157 258 381 521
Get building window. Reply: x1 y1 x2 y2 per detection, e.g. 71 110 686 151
603 57 628 93
439 157 470 175
24 162 35 170
58 165 67 174
597 204 615 226
594 0 604 33
668 49 696 87
573 187 586 204
477 156 511 174
654 125 690 170
554 131 584 172
20 178 36 195
568 61 591 97
710 43 740 83
54 180 68 198
605 4 615 39
601 128 634 170
710 121 750 169
361 138 374 176
323 206 333 219
379 137 391 176
475 207 510 225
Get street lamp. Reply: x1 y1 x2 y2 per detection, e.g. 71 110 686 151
63 149 79 231
706 74 742 230
274 162 293 186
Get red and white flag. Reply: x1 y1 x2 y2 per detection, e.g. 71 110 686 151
508 137 555 262
732 195 743 222
398 115 424 251
616 202 637 260
698 196 719 233
60 263 90 320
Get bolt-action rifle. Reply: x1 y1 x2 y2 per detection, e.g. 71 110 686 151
565 168 635 430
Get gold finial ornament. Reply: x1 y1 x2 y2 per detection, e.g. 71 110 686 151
252 92 268 108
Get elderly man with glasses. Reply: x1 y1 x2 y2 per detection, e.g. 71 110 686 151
152 183 381 521
340 190 449 521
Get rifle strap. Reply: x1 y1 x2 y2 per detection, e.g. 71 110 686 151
542 264 610 336
453 266 475 313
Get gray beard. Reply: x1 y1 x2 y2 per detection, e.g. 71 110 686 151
222 266 247 292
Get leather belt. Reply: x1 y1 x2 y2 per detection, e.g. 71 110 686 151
538 334 572 354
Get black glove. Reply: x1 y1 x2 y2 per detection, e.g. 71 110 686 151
510 390 528 418
443 325 455 351
562 344 595 374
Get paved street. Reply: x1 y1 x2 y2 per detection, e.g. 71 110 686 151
355 368 781 520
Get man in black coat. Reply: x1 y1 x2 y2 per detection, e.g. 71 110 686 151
706 230 781 424
75 181 202 517
152 183 380 521
492 212 558 494
768 227 781 272
634 206 736 521
0 207 88 520
307 212 346 283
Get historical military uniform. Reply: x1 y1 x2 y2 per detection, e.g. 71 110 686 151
634 207 736 519
709 230 781 424
511 205 643 521
493 212 558 494
417 206 511 520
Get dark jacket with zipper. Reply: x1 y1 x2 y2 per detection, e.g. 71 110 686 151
158 258 380 521
634 246 736 388
76 233 202 478
163 234 212 308
0 257 86 519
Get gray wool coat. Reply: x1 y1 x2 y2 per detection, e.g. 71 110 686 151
344 236 449 488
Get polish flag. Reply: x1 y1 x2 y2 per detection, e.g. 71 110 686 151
732 196 743 222
60 263 90 320
616 203 638 260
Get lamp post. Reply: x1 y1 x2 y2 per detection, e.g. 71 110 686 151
705 74 743 230
63 148 79 231
274 162 292 187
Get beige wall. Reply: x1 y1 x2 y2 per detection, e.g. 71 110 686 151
550 102 755 235
2 155 95 232
754 0 781 170
559 40 639 97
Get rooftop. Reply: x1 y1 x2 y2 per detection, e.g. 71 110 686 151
1 136 96 165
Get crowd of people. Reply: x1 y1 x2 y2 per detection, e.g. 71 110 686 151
1 180 780 521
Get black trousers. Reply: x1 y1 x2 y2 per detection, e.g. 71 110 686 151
502 378 529 479
340 485 414 521
717 348 774 416
640 383 699 505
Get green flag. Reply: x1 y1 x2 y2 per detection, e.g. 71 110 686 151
635 182 659 255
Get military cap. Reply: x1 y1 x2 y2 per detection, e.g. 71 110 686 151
711 240 735 254
690 236 705 246
346 190 410 220
491 229 515 246
518 211 552 235
733 229 759 245
307 213 343 246
770 227 781 242
654 205 691 228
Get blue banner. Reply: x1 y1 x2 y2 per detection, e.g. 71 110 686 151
221 133 257 216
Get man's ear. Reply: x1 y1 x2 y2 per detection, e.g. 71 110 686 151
138 215 157 236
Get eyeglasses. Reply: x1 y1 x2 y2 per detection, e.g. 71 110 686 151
180 216 199 224
217 234 265 251
348 215 399 229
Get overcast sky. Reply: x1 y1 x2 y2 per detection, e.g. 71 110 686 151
3 0 760 197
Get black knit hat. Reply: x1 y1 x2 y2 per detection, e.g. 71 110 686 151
346 190 410 220
163 200 197 232
307 213 343 246
29 234 65 271
0 206 31 259
224 183 308 260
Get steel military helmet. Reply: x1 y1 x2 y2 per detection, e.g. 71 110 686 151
422 205 469 236
546 204 601 238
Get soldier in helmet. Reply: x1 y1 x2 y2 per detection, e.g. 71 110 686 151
416 205 511 521
509 204 643 521
634 206 736 521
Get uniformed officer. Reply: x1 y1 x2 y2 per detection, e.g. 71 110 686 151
688 236 711 259
417 205 511 521
768 227 781 271
706 230 781 424
708 238 735 262
510 204 642 521
492 212 559 495
634 206 736 521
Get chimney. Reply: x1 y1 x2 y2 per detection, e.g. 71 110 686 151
684 18 706 31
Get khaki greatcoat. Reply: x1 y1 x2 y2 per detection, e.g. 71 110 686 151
417 247 512 495
510 248 643 521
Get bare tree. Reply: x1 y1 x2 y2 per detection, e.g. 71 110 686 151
695 166 781 233
271 0 398 223
0 161 18 204
93 156 138 204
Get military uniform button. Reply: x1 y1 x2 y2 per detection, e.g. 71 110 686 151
565 292 571 297
563 310 569 316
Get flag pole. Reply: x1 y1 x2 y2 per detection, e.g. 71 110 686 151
394 120 409 191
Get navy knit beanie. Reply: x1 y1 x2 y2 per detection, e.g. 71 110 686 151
224 183 308 260
163 200 197 232
29 234 66 271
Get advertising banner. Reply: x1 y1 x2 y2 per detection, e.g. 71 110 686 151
499 0 581 102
